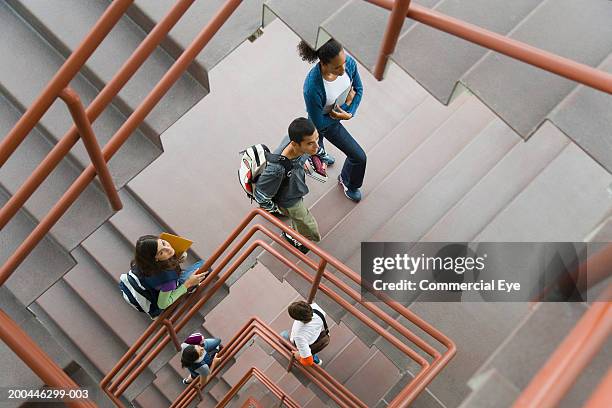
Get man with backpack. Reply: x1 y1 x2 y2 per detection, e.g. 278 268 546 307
253 117 321 253
281 301 330 366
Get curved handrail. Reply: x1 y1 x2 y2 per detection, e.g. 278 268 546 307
101 209 456 408
172 318 363 408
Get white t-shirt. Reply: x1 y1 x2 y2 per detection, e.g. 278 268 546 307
323 71 351 113
290 303 326 359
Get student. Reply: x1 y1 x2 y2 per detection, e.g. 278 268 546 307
299 39 366 203
132 235 207 310
254 118 321 254
281 301 330 366
180 332 222 385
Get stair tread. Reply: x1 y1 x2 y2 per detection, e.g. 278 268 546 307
476 141 612 241
393 0 541 102
322 0 439 71
134 383 171 408
14 0 208 139
264 0 350 48
463 0 612 137
344 349 401 407
423 121 570 242
458 369 519 408
63 247 151 346
549 52 612 174
0 184 75 305
130 0 264 72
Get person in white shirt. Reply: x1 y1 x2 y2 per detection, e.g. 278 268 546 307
281 301 330 366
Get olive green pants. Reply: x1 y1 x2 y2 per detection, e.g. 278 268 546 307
279 199 321 242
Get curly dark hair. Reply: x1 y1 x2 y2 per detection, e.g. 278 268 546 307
132 234 180 277
297 39 343 64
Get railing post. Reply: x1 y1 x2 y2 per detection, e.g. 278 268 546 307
307 259 327 303
287 354 295 372
162 319 181 351
0 310 97 408
58 88 122 211
373 0 412 80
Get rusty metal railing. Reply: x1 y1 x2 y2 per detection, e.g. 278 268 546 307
173 319 359 408
215 366 300 408
101 209 455 407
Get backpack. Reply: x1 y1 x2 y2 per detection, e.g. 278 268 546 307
119 269 162 319
238 144 292 201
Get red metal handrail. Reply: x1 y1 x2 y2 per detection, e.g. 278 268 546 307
0 0 133 166
0 0 243 289
0 0 240 397
58 87 122 211
0 0 197 232
368 0 612 94
583 367 612 408
172 319 359 408
214 367 299 408
512 283 612 408
101 209 455 408
0 309 97 408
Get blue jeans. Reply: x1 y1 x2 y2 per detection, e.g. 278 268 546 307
280 330 320 364
319 122 366 190
203 337 222 365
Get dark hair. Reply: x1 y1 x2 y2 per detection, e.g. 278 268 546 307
132 234 180 277
288 301 313 322
181 345 200 368
288 118 316 144
297 39 343 64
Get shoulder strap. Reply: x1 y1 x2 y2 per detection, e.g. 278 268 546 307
265 152 293 179
312 309 329 334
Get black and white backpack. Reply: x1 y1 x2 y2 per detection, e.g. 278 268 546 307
119 270 162 319
238 144 292 201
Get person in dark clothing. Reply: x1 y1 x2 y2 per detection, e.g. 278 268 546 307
299 39 366 203
254 118 321 253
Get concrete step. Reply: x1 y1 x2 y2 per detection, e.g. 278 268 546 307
458 369 519 408
472 302 612 408
127 0 264 73
463 0 612 138
321 0 441 71
9 0 209 145
375 371 445 408
34 278 155 401
476 141 612 241
549 52 612 174
263 0 351 48
0 1 162 249
422 121 570 242
0 287 74 408
0 183 75 306
63 246 151 349
133 383 171 408
342 349 402 407
393 0 541 103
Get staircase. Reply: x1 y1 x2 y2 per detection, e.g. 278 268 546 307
1 1 610 407
0 0 263 406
